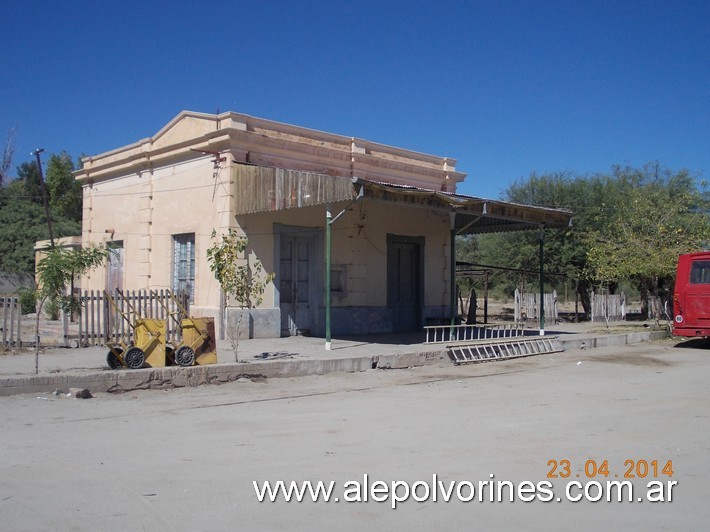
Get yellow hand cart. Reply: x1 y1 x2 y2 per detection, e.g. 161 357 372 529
105 290 167 369
158 291 217 367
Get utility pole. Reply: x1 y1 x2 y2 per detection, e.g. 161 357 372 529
33 148 55 248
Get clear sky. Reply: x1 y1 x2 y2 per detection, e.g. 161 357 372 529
1 0 707 200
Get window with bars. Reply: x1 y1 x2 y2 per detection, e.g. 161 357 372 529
173 233 195 302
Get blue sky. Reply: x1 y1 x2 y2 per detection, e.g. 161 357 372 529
1 0 707 201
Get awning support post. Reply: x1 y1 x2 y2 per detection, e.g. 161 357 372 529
326 205 332 350
325 186 364 350
539 226 545 335
450 211 457 329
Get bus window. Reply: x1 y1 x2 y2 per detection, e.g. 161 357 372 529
690 261 710 284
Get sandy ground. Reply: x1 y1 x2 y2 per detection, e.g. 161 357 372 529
0 337 707 531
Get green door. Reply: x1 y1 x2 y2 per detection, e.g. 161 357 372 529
387 236 423 332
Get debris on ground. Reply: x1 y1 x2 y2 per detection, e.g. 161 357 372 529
254 351 298 360
68 388 93 399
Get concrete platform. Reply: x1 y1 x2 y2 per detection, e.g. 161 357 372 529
0 322 670 396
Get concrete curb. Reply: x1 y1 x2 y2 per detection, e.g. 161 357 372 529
0 330 669 396
556 330 669 351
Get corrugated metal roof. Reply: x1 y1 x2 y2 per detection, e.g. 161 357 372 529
233 164 572 234
354 178 572 234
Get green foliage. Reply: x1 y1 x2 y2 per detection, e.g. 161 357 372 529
0 187 81 274
18 287 37 315
16 161 43 203
459 171 591 296
206 229 274 308
45 151 81 222
584 164 709 294
35 244 109 316
459 164 710 312
0 153 82 275
27 244 108 365
44 297 61 321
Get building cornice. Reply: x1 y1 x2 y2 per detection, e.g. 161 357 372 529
75 110 467 191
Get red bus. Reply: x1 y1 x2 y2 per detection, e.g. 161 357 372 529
673 251 710 338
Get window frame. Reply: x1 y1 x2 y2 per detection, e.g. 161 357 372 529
172 233 196 302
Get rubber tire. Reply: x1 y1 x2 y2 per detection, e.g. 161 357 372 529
124 346 146 369
106 349 123 370
175 345 196 367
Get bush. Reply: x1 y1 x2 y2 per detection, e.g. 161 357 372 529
45 297 61 321
18 287 37 315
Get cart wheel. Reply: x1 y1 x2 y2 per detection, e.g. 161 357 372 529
124 347 145 369
175 345 196 367
106 349 123 370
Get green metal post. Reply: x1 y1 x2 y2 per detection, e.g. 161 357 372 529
325 205 332 350
450 212 457 328
323 187 364 351
539 227 545 335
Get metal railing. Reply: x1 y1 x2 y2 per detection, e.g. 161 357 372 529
424 323 525 344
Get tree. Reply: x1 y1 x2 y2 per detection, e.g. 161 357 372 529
0 152 82 275
206 228 274 361
585 164 710 316
458 163 709 320
0 126 15 188
207 229 273 309
29 244 109 372
0 183 81 274
16 161 43 204
45 151 82 222
460 171 601 314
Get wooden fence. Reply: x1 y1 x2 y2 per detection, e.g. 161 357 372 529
75 289 190 347
514 289 558 324
589 292 626 322
1 295 22 347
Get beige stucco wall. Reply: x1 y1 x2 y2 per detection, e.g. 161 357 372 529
346 200 452 309
80 156 233 323
237 197 453 311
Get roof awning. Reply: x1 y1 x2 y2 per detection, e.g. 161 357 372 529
233 163 572 234
353 178 572 234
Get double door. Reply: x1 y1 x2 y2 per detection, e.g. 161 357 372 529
280 235 314 336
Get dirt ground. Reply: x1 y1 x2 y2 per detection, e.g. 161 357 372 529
0 337 707 531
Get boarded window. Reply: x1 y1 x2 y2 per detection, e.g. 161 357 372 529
173 233 195 302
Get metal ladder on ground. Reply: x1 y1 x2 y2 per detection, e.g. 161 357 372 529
448 336 562 364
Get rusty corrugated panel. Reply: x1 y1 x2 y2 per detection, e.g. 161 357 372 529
233 164 355 214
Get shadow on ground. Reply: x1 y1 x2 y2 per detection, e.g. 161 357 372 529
673 337 710 349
